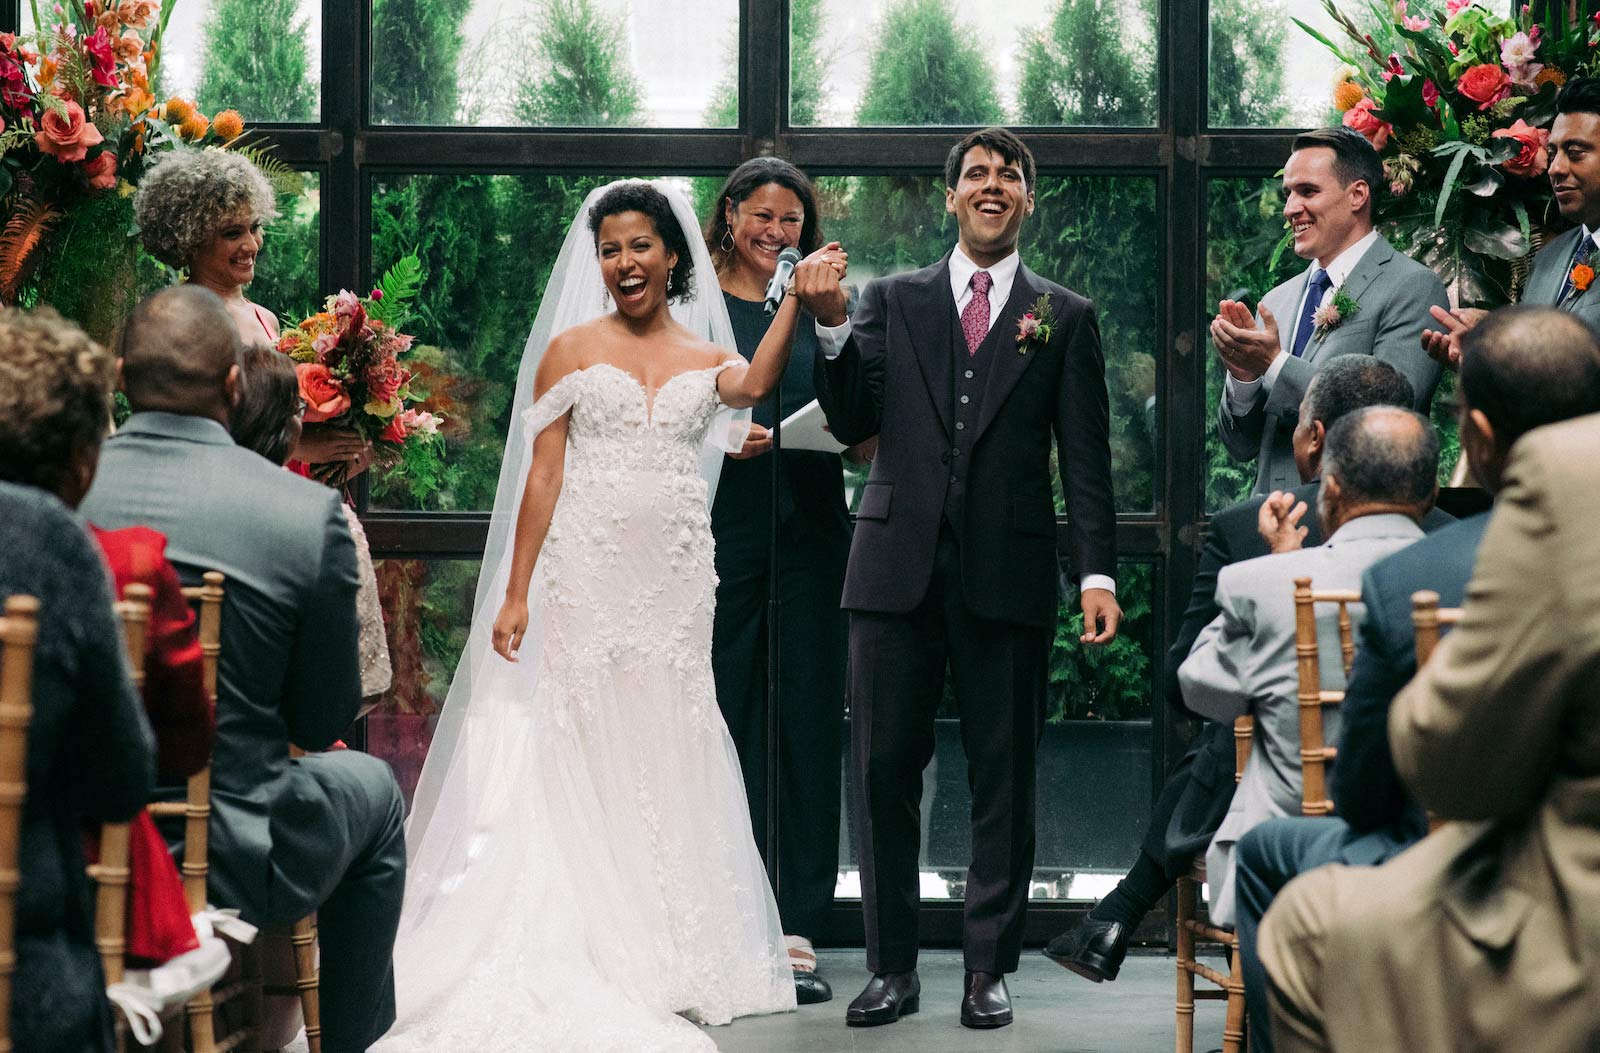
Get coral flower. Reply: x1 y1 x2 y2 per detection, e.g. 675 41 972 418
83 150 117 191
1342 97 1393 151
1493 119 1550 178
211 109 244 141
1457 63 1511 110
1572 263 1594 293
35 98 104 162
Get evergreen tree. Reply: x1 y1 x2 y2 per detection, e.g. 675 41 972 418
513 0 644 126
371 0 474 124
194 0 315 122
855 0 1002 126
1208 0 1289 127
1015 0 1155 126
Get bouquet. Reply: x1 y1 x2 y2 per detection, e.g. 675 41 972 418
276 254 444 483
1300 0 1600 306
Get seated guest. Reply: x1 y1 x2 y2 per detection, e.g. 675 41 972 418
81 286 405 1053
1177 405 1440 925
1046 355 1451 980
230 345 391 701
1232 306 1600 1050
1259 409 1600 1052
0 307 156 1052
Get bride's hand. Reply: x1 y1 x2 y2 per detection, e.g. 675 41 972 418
492 597 530 662
792 242 848 327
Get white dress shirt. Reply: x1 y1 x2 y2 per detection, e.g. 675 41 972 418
1225 228 1380 415
814 247 1115 597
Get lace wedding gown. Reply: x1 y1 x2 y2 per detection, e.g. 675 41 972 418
376 360 794 1052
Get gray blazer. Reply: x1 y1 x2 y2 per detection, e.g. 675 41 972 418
1522 225 1600 330
1177 512 1425 923
1218 236 1447 494
80 412 363 915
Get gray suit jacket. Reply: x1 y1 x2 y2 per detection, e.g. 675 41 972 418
1522 225 1600 330
1218 236 1447 494
1178 513 1425 923
80 412 363 916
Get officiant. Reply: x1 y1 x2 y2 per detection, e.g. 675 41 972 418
705 158 860 1006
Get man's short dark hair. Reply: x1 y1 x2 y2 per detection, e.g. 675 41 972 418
1556 76 1600 119
1290 127 1384 222
1301 354 1415 429
1460 304 1600 446
1323 405 1439 506
944 127 1036 192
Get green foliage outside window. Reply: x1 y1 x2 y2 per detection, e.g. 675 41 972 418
194 0 316 123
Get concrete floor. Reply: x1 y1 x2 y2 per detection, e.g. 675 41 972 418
703 948 1227 1053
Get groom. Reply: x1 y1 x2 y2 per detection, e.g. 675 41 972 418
811 127 1120 1029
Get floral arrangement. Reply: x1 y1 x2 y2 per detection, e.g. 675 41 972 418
277 254 445 482
1302 0 1600 305
0 1 285 329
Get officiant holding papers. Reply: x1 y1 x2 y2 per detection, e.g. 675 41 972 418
705 158 862 1006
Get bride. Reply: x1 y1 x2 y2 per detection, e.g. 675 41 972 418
374 181 848 1051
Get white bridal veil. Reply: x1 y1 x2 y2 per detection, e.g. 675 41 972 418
397 180 748 958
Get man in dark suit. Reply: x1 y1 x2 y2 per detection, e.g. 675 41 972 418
1233 305 1600 1051
1045 354 1451 981
81 286 405 1053
814 127 1119 1030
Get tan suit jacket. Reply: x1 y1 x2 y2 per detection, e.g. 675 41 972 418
1259 413 1600 1052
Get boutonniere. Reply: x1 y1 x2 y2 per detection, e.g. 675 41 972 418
1312 289 1361 340
1571 262 1594 296
1015 294 1054 353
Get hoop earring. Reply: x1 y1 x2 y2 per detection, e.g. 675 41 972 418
720 228 735 253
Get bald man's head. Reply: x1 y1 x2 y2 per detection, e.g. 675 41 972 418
119 285 243 421
1317 404 1439 535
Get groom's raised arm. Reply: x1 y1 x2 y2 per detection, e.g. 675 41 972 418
813 277 886 446
1053 296 1117 586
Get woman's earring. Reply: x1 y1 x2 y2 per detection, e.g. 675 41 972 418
720 228 735 253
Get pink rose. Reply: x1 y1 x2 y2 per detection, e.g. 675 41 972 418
34 99 104 162
1342 97 1393 151
1457 63 1511 110
296 363 351 423
1422 78 1439 108
83 150 117 190
1493 118 1550 177
379 417 408 444
82 26 117 87
400 409 441 436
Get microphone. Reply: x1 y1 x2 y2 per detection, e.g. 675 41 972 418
764 247 803 315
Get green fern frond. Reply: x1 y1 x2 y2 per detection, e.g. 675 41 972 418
368 252 425 329
55 42 94 107
229 139 306 197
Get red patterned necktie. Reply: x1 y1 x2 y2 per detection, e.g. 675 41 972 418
961 270 993 356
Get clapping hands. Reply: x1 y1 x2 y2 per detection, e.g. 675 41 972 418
1211 299 1282 382
1419 305 1486 373
1257 490 1310 553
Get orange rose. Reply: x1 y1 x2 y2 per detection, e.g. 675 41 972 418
211 109 244 141
1341 97 1392 151
83 151 118 190
34 99 104 162
1492 119 1550 178
296 363 351 422
1573 263 1594 293
1457 63 1511 110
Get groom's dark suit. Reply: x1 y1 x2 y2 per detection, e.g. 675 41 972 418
816 250 1116 973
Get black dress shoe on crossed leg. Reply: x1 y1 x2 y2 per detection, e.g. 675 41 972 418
845 971 919 1026
960 971 1012 1029
1043 914 1129 983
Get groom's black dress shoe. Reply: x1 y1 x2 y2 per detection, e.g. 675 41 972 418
960 970 1012 1029
793 969 832 1005
1043 914 1129 983
845 971 919 1026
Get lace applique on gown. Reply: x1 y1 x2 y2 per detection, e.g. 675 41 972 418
376 361 794 1053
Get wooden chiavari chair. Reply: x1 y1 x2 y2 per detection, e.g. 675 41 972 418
0 595 39 1053
1292 577 1360 817
1411 591 1464 835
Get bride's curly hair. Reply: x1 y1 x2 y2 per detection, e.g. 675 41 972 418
587 182 695 302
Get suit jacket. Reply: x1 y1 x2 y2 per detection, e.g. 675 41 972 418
80 412 363 918
815 253 1116 627
1522 224 1600 330
1329 512 1488 848
89 525 214 782
0 483 154 1053
1217 236 1447 494
1178 513 1425 923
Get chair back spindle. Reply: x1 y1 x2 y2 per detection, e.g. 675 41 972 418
1292 577 1360 818
0 596 40 1053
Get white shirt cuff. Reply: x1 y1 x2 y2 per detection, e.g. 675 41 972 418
1259 350 1288 393
815 317 852 360
1080 574 1116 597
1224 372 1262 416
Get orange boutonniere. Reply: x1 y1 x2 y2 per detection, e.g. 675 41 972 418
1572 263 1595 294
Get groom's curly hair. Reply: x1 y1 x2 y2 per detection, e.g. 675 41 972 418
588 182 696 302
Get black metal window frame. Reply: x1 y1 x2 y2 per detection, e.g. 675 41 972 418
2 0 1303 945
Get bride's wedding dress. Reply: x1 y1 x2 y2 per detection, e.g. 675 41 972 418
377 360 794 1051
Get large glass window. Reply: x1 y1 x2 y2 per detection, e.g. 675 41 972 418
370 0 738 127
795 0 1158 126
1209 0 1338 128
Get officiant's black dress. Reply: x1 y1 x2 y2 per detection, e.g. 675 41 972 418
710 292 851 942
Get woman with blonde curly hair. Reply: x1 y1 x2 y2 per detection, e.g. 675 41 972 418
135 149 370 474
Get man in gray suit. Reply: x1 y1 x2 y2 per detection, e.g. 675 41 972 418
1213 127 1446 494
1424 77 1600 365
1178 405 1440 924
81 286 404 1053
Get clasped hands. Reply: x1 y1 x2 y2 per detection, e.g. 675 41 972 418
1210 299 1282 382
